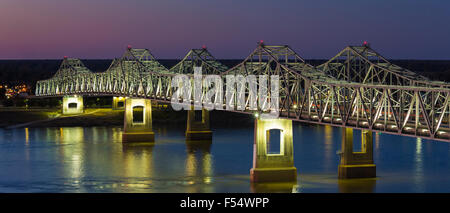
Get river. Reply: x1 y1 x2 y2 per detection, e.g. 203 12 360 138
0 123 449 192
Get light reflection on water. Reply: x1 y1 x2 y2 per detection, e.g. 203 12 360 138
323 125 333 172
0 123 449 193
414 138 424 192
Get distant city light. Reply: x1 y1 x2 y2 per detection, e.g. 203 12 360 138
1 83 30 99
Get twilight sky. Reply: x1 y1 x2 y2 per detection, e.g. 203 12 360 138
1 0 450 59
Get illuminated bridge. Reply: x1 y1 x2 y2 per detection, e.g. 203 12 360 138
34 42 450 182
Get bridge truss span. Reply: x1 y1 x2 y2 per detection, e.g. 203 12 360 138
316 45 449 87
35 43 450 142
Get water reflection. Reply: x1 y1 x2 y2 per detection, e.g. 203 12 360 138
59 127 85 190
323 125 333 171
122 143 154 189
375 132 380 159
414 137 424 192
338 178 377 193
251 182 298 193
185 140 214 192
25 128 29 145
24 128 30 161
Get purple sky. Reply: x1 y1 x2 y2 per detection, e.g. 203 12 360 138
1 0 450 59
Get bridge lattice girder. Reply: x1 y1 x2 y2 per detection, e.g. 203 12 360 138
316 46 448 87
169 48 229 75
35 44 450 142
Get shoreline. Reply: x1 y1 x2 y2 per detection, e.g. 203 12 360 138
0 107 254 129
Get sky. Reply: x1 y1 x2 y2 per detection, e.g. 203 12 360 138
1 0 450 59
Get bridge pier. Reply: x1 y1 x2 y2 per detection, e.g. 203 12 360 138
185 107 212 141
62 95 84 115
250 118 297 183
112 96 125 110
122 98 155 143
338 128 376 179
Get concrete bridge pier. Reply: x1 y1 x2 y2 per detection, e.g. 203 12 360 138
62 95 84 115
250 118 297 183
338 128 376 178
185 107 212 141
112 96 125 110
122 98 155 143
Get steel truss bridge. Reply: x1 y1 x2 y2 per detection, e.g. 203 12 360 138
35 42 450 142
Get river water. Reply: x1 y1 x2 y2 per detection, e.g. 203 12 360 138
0 122 449 193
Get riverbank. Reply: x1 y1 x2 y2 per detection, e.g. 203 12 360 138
0 107 254 128
0 107 59 128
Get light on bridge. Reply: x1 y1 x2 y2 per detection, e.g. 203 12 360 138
363 41 370 47
254 112 259 118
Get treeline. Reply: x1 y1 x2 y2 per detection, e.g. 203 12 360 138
0 60 112 86
390 60 450 82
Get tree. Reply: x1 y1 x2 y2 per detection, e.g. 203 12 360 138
0 87 5 100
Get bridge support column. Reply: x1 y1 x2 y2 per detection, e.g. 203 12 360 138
122 98 155 143
185 107 212 141
112 97 125 110
338 128 376 179
250 118 297 183
62 95 83 115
